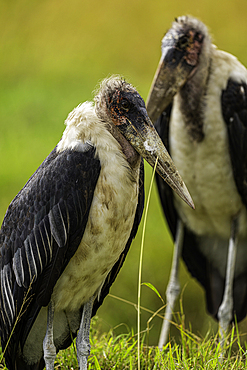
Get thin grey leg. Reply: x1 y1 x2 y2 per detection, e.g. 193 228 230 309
77 296 94 370
43 300 56 370
158 220 184 350
218 217 238 347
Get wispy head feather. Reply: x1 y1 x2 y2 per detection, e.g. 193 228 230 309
94 76 136 122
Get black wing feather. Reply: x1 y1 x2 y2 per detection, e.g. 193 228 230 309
221 78 247 208
0 143 101 369
220 78 247 321
36 159 145 362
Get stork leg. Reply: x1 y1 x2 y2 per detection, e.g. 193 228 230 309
43 300 56 370
158 220 184 349
218 217 239 347
76 296 94 370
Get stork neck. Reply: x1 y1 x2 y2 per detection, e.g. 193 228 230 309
95 103 140 169
108 124 141 170
179 57 212 143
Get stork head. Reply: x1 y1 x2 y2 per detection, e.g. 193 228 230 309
146 15 212 122
95 76 194 209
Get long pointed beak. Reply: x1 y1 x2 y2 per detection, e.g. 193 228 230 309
118 111 194 209
146 53 194 123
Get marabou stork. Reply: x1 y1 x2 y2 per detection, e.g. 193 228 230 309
0 76 193 370
146 15 247 348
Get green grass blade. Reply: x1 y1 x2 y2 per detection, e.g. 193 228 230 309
137 156 158 370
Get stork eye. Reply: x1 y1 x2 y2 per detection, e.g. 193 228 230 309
194 32 203 43
121 98 130 111
178 36 189 49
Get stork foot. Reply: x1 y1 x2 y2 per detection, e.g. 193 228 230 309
43 300 56 370
77 296 94 370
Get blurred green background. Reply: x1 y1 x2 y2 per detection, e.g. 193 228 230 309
1 0 247 346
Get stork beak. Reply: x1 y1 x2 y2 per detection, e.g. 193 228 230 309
146 50 195 123
147 55 192 122
118 109 194 209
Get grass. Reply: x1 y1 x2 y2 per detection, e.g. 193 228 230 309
78 317 247 370
1 314 247 369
